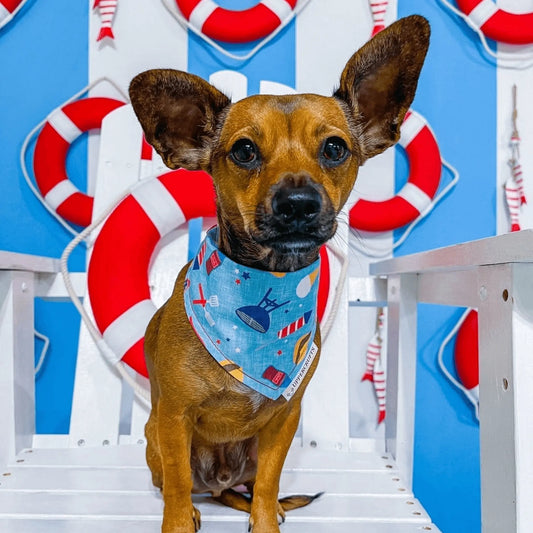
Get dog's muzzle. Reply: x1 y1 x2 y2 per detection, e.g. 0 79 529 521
271 184 322 232
254 175 337 255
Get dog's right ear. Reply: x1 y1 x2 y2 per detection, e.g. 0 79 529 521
129 69 231 170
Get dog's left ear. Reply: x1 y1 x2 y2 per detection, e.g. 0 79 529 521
334 15 430 162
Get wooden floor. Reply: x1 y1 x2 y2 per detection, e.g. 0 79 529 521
0 444 440 532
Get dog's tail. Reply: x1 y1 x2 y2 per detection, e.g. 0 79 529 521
213 488 323 513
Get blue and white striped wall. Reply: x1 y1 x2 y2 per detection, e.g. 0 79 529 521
2 1 533 531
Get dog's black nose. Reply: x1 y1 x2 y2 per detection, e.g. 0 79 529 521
271 185 322 228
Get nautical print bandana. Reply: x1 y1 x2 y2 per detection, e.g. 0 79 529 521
183 228 320 401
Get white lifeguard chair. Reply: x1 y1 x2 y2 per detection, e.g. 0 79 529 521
1 103 532 532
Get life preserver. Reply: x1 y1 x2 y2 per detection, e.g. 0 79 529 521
0 0 25 29
88 170 331 377
454 309 479 403
456 0 533 45
33 97 125 227
349 110 441 232
175 0 297 44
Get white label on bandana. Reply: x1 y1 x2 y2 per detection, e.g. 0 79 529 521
282 342 319 401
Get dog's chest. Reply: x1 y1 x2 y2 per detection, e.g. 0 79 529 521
193 388 278 442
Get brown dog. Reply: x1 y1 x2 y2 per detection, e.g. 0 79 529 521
129 15 429 533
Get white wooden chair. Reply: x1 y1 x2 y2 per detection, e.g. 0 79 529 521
6 105 531 532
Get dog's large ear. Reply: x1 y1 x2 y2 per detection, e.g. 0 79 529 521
129 69 231 170
334 15 430 162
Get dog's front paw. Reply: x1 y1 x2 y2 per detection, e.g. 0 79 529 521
161 505 202 533
277 502 286 525
248 513 281 533
193 505 201 532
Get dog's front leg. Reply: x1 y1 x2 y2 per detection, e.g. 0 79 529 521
249 403 301 533
157 403 199 533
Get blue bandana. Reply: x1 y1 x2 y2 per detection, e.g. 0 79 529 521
183 228 320 400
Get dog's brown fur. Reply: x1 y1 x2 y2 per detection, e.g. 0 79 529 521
129 16 429 533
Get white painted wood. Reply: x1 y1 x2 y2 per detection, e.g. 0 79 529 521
371 229 533 275
1 465 406 496
92 105 145 213
88 0 189 97
70 105 152 447
128 373 151 444
417 270 479 308
0 521 441 533
0 251 58 273
296 0 397 275
371 231 533 532
0 272 35 465
384 274 417 488
209 70 248 101
348 276 387 305
476 264 516 533
69 296 124 447
511 264 533 532
0 445 439 531
35 272 86 301
497 0 533 234
301 213 350 451
31 435 70 449
297 0 399 443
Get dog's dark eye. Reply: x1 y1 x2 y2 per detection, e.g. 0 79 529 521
230 139 258 167
322 137 349 166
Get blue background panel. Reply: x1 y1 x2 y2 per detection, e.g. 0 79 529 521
0 0 88 433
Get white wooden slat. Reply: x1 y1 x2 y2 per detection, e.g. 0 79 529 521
70 105 147 448
0 466 409 497
35 272 86 301
0 520 441 533
0 251 59 273
11 445 147 467
301 212 350 451
68 300 123 448
370 230 533 276
0 466 154 492
13 445 398 472
0 491 432 523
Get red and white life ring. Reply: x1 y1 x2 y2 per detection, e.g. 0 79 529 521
0 0 25 29
456 0 533 45
87 170 331 377
175 0 297 44
33 97 125 227
349 110 441 232
454 309 479 403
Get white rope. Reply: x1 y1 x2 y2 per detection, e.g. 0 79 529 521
438 0 533 70
20 77 128 239
437 308 479 420
319 242 348 342
161 0 311 62
34 328 50 376
60 187 152 407
349 157 460 258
